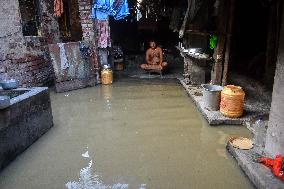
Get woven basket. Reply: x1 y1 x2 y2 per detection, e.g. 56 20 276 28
220 85 245 118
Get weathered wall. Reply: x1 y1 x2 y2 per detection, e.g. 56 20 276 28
0 0 26 60
0 0 60 87
265 2 284 156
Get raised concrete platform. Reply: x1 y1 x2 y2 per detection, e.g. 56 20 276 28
227 143 284 189
179 79 270 126
0 87 53 171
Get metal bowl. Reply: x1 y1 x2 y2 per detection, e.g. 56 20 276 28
0 96 10 109
188 48 203 54
0 79 19 90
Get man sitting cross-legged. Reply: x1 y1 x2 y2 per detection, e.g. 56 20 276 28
140 40 168 72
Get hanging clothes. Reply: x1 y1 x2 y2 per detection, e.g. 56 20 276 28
58 43 69 71
109 0 124 16
113 0 130 20
95 19 112 48
92 0 109 20
91 0 129 20
92 9 109 20
54 0 64 17
92 0 111 12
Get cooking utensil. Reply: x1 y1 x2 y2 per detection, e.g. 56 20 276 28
0 96 10 109
189 48 203 54
0 79 19 90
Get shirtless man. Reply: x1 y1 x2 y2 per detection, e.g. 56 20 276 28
141 40 167 70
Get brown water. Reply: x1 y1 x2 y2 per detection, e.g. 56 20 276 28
0 79 254 189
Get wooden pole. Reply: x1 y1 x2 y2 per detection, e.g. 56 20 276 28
211 0 227 85
179 0 191 38
222 0 236 86
212 35 225 85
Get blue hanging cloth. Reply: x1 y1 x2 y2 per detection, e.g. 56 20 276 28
91 9 109 20
109 0 124 17
91 0 129 20
93 0 111 13
91 0 110 20
113 0 130 20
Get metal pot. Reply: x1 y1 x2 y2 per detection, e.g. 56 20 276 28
0 96 10 109
202 84 224 111
0 79 19 90
188 48 203 54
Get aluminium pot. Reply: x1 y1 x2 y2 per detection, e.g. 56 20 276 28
0 79 19 90
202 84 224 111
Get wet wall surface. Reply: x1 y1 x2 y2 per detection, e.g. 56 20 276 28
0 79 254 189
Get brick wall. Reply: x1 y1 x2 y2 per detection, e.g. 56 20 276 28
0 0 60 87
0 54 53 87
78 0 100 83
78 0 95 42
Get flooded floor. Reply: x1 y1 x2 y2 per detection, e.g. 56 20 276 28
0 79 254 189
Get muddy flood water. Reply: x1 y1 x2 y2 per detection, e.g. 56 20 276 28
0 79 254 189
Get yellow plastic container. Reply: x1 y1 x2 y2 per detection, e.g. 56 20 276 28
101 69 113 85
220 85 245 118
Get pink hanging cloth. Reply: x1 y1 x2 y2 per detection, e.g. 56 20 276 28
96 19 112 48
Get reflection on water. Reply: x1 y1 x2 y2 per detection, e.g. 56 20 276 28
66 150 145 189
66 160 104 189
65 160 131 189
0 79 254 189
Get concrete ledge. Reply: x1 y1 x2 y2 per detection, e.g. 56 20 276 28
227 143 284 189
10 87 48 105
0 87 53 171
179 78 247 125
179 78 270 126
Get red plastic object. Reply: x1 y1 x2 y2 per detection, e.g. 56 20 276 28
257 155 284 181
